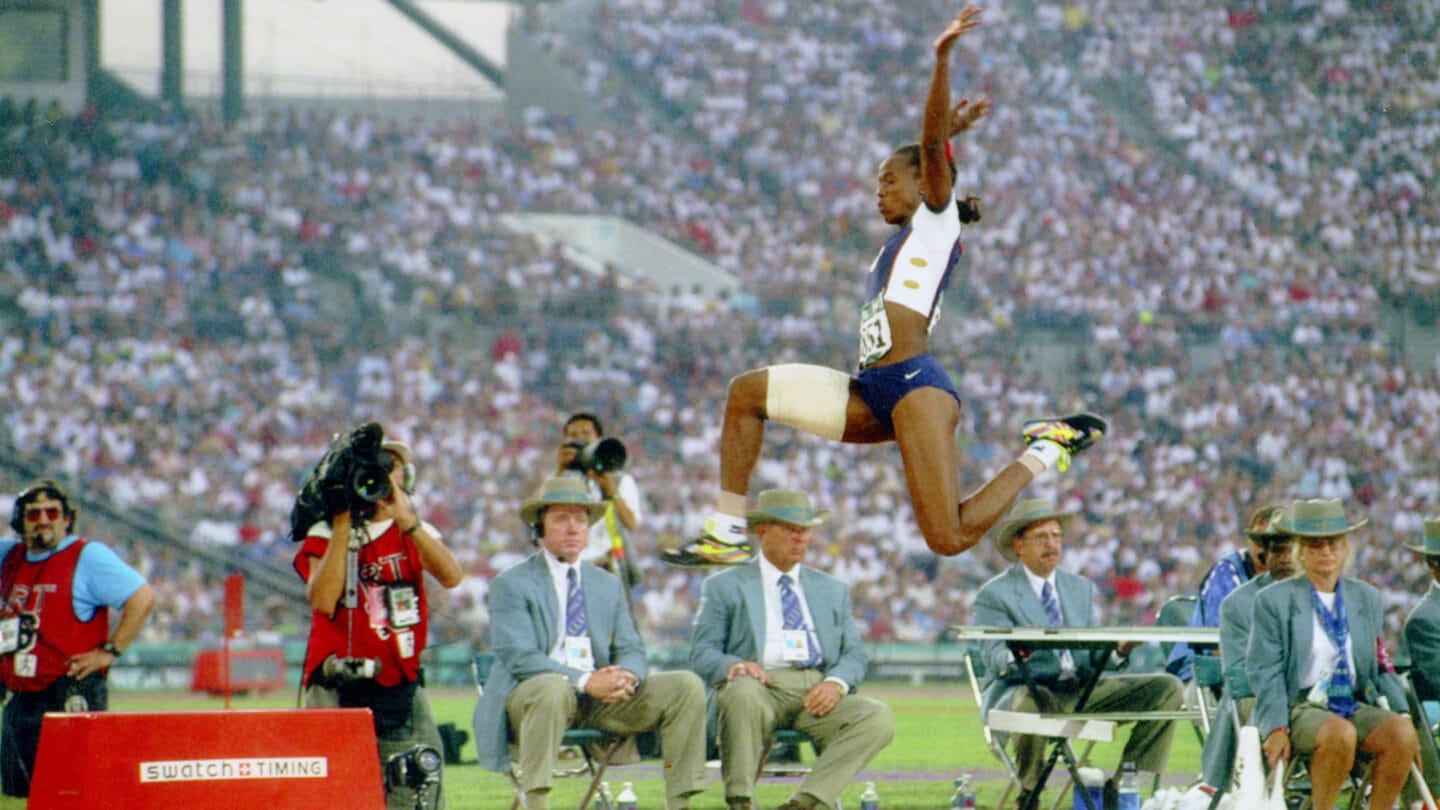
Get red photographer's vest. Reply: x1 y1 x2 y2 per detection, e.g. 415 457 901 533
294 522 429 688
0 540 109 693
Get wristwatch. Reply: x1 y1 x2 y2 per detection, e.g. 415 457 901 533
99 640 121 658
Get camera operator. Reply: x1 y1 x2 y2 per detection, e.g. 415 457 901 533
555 413 644 585
1 478 157 798
292 425 463 810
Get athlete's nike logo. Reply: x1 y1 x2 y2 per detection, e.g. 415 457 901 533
904 370 921 380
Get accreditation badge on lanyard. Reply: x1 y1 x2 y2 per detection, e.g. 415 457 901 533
0 616 20 654
780 629 812 663
564 636 595 673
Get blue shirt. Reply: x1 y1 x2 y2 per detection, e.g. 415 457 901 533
0 536 147 620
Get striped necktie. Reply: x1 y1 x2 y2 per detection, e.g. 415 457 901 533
779 574 821 667
1042 580 1063 627
565 567 587 636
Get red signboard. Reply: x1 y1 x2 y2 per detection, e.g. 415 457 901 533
29 709 384 809
190 647 287 694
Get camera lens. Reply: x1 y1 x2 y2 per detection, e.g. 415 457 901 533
350 463 392 503
415 747 443 774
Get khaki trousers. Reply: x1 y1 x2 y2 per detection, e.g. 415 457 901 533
715 668 894 805
506 671 707 810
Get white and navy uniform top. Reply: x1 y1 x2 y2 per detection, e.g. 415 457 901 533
857 194 963 369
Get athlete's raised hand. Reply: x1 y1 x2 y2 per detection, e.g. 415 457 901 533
935 5 982 59
947 96 992 137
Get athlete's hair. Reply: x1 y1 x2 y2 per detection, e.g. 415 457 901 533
893 143 982 225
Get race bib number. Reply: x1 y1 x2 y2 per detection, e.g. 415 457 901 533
0 617 19 655
564 636 595 673
780 629 812 663
857 295 892 368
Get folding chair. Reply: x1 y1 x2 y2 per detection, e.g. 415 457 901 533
965 650 1026 809
964 650 1101 810
1157 595 1212 744
472 653 630 810
756 727 815 779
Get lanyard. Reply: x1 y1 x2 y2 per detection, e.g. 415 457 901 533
1310 581 1348 663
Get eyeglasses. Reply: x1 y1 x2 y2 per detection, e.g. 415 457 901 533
23 506 61 522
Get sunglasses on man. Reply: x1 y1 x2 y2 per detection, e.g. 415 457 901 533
23 506 62 522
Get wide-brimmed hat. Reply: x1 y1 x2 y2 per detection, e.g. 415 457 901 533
1408 517 1440 556
992 498 1076 562
519 476 607 526
1282 498 1368 538
1244 503 1293 542
746 490 831 529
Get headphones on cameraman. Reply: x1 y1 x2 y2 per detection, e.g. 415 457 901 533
10 478 77 535
381 440 417 495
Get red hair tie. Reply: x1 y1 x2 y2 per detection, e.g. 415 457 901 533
944 141 954 163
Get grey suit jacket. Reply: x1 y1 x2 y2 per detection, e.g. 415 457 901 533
1247 575 1407 738
688 560 867 690
972 564 1105 718
1199 571 1277 788
1219 572 1276 675
473 553 647 772
1404 582 1440 700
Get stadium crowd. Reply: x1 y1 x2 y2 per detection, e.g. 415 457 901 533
1 0 1437 661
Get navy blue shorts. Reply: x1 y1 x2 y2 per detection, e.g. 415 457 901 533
855 353 961 434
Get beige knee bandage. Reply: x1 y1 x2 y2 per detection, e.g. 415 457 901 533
764 364 850 442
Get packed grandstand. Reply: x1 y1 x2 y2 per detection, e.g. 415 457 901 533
1 0 1437 659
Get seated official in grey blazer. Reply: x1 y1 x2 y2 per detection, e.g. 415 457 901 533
1404 517 1440 702
473 477 707 810
1402 517 1440 810
1188 511 1298 803
1247 499 1416 810
973 498 1184 810
689 490 894 810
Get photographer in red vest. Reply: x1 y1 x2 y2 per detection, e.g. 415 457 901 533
292 424 463 810
1 478 156 797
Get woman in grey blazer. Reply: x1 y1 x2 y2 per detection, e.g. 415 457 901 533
1246 499 1417 810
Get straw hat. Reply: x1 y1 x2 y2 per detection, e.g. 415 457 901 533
519 476 607 526
1282 498 1368 538
992 498 1075 562
1407 516 1440 556
1243 503 1292 541
746 490 831 529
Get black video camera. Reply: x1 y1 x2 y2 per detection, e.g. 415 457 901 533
563 437 627 474
289 422 396 541
384 744 443 792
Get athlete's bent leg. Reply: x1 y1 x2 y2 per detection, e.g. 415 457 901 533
892 391 1091 556
662 364 858 568
893 388 1041 556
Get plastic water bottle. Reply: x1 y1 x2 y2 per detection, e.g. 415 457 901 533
950 775 976 808
1117 762 1141 810
594 780 613 810
616 780 638 810
859 780 880 810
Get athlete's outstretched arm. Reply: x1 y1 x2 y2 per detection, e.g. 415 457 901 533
920 5 982 210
